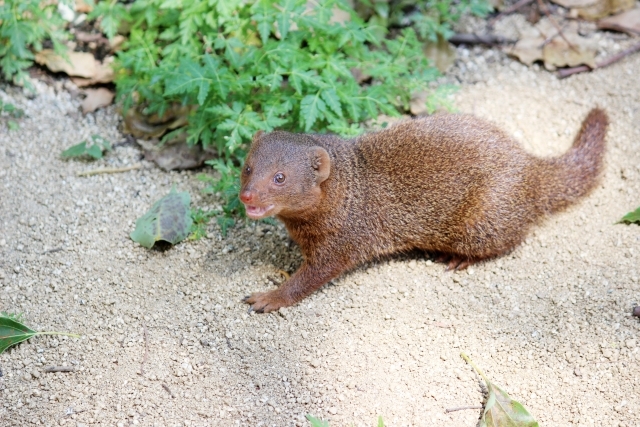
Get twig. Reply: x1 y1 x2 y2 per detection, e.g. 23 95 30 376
162 383 176 398
490 0 536 25
42 247 63 254
558 41 640 78
448 33 516 46
44 366 75 373
536 0 578 52
77 163 142 177
140 322 149 376
445 405 483 413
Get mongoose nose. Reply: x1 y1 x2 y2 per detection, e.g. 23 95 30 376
239 190 254 204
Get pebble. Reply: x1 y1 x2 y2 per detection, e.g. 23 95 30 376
310 359 321 368
626 339 636 349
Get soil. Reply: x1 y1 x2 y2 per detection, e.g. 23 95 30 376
1 15 639 427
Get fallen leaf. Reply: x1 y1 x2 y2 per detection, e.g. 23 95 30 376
423 34 456 73
123 104 192 139
0 314 79 355
306 415 329 427
542 32 597 70
81 88 115 114
130 188 193 249
619 206 640 224
509 35 545 65
461 353 540 427
552 0 634 19
75 0 93 13
71 56 115 87
598 8 640 34
35 50 97 78
140 137 215 171
61 135 112 159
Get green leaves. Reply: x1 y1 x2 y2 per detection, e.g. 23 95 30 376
0 0 69 85
461 353 539 427
61 135 112 160
1 314 79 355
130 188 193 248
306 415 329 427
619 206 640 224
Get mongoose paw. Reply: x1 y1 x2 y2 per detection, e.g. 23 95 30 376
243 291 293 313
433 254 473 271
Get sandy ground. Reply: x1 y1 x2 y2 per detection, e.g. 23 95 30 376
1 21 640 427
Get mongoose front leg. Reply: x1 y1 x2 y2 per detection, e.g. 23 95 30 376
243 261 342 313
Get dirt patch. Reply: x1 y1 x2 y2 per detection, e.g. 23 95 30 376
1 31 639 427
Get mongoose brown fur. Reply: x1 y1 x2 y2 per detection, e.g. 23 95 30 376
239 108 608 313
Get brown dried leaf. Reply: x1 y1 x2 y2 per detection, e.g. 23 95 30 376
140 137 215 171
122 105 192 139
552 0 634 20
75 0 93 13
81 88 115 114
542 32 597 70
70 57 115 87
598 8 640 34
509 35 545 66
35 50 97 78
423 35 456 73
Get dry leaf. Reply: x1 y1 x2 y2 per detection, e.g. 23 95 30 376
598 8 640 34
551 0 634 20
81 88 115 114
71 57 114 87
139 137 215 170
423 34 456 73
123 104 192 139
35 50 97 78
75 0 93 13
542 32 597 70
410 91 429 116
109 35 126 52
509 35 545 65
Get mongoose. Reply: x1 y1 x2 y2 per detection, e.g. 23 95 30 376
240 109 608 313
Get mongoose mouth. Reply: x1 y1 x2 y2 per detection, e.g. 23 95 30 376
244 204 275 219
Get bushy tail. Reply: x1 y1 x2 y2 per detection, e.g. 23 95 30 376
536 108 608 214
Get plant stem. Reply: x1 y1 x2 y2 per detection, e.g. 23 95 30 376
460 352 490 385
36 332 81 339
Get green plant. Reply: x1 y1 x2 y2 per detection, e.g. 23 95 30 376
358 0 491 42
102 0 481 216
0 0 70 86
0 99 25 130
61 134 113 160
189 208 218 240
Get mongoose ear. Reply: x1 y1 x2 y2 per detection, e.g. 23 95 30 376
311 146 330 184
252 130 264 142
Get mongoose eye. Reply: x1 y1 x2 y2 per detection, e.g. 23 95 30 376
244 166 251 175
274 173 286 184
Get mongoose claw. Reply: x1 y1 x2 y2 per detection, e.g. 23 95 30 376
445 257 471 271
243 290 292 313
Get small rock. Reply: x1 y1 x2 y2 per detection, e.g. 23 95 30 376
440 353 448 361
625 339 636 349
31 369 40 379
633 306 640 317
310 359 321 368
602 349 612 359
328 407 337 415
225 331 233 339
574 367 582 377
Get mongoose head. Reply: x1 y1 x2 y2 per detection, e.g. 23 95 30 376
239 131 331 220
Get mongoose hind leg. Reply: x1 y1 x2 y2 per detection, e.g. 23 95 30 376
432 252 482 271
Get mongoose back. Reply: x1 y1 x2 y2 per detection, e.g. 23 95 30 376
240 109 608 312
